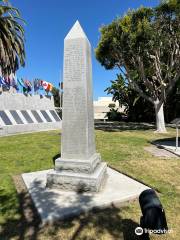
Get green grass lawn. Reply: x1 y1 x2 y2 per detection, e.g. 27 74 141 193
0 127 179 240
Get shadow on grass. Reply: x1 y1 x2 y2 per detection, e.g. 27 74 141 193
0 176 149 240
95 122 155 132
0 188 41 240
152 137 178 148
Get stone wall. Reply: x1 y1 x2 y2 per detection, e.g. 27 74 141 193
0 92 61 136
0 92 54 110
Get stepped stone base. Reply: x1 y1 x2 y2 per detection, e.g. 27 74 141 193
47 162 107 192
55 153 101 174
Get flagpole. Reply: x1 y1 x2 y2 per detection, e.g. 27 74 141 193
59 68 62 110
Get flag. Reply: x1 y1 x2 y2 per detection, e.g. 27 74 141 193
11 76 19 91
18 78 29 93
0 76 6 86
18 78 26 88
0 76 10 90
41 81 53 92
4 77 11 87
34 79 39 92
24 79 32 92
34 79 42 92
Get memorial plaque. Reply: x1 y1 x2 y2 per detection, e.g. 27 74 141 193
0 111 12 125
40 110 52 122
21 110 34 123
10 110 23 124
49 110 60 122
31 110 43 123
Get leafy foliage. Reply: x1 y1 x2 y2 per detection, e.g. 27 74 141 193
51 87 60 107
96 1 180 103
106 103 122 121
0 0 25 75
96 0 180 130
105 74 155 122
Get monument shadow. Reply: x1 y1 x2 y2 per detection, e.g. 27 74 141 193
0 175 149 240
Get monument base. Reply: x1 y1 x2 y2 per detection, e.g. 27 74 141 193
22 167 149 224
55 153 101 174
46 162 107 192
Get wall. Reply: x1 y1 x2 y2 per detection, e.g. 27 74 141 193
0 92 61 136
0 92 54 110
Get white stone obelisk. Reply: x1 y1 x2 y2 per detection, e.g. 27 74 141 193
47 21 107 192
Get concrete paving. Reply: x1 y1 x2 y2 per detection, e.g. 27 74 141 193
22 167 149 224
154 140 180 157
144 146 179 158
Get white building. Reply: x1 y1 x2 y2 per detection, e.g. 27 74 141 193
93 97 125 120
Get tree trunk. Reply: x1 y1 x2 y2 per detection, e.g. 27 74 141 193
154 100 167 133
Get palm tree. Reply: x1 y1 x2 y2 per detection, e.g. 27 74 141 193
0 0 25 76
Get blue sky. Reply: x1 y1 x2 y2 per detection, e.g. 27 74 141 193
12 0 159 99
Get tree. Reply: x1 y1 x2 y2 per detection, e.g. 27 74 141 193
164 78 180 122
0 0 25 76
96 0 180 132
105 74 129 110
106 102 122 121
105 74 155 122
51 87 60 107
